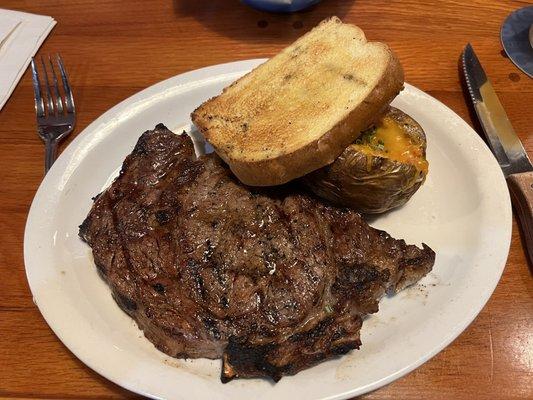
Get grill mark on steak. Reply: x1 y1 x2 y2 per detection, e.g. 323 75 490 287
108 195 139 315
79 124 435 382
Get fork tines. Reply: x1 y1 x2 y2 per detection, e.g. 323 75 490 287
31 54 75 118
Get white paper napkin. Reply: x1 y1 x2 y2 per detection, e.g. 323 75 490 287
0 9 56 111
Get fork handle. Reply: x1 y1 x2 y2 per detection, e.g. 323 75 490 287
507 171 533 266
44 138 58 174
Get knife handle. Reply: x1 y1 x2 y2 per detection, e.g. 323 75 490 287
507 171 533 265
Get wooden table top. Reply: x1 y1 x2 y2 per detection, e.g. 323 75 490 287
1 1 532 399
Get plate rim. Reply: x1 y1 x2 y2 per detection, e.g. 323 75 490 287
23 59 512 400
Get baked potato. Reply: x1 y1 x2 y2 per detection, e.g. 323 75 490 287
303 107 428 214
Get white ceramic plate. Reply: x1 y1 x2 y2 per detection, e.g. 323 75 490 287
24 59 512 400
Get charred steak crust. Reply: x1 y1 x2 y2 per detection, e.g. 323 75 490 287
79 124 435 382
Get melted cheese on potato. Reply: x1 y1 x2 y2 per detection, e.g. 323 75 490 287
355 117 428 174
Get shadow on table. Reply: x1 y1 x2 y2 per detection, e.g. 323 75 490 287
173 0 355 42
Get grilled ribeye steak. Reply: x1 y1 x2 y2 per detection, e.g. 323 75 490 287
79 124 435 382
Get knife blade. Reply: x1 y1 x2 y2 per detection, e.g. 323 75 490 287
462 43 533 176
462 43 533 263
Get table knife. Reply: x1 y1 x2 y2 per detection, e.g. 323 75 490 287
462 43 533 264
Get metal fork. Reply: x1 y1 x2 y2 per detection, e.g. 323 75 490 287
31 54 76 173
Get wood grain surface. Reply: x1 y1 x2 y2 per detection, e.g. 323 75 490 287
1 1 532 399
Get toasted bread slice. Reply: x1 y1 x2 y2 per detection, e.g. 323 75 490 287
191 16 404 186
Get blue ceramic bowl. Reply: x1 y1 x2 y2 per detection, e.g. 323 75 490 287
242 0 321 13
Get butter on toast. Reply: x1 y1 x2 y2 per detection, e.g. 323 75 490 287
192 17 404 186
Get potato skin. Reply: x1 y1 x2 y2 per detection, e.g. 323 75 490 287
302 107 428 214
